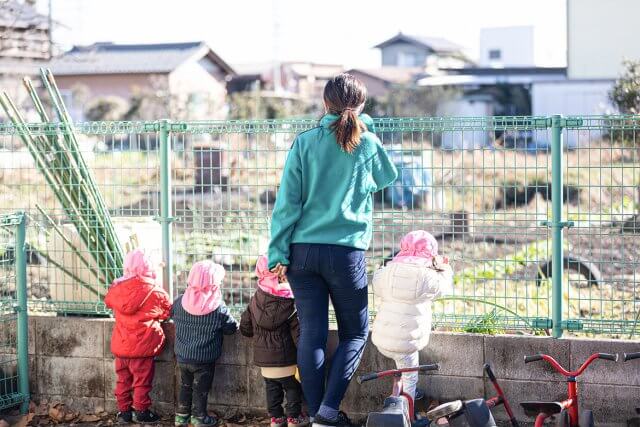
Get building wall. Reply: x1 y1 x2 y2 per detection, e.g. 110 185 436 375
6 316 640 426
55 73 165 101
532 80 615 116
568 0 640 79
169 58 228 119
479 26 535 67
381 42 430 67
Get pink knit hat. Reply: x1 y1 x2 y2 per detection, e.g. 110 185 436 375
392 230 438 264
181 260 225 316
256 255 293 298
122 248 157 280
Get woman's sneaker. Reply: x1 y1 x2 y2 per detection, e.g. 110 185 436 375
190 415 219 427
271 416 287 427
287 415 310 427
312 411 353 427
132 409 161 424
174 413 190 427
116 410 132 424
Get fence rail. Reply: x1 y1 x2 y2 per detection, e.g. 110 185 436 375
0 115 639 337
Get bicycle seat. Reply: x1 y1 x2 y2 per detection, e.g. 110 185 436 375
427 400 463 420
520 401 563 416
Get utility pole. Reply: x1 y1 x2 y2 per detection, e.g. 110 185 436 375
272 0 281 93
48 0 53 58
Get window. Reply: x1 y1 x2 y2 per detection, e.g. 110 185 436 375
398 51 420 67
489 49 502 60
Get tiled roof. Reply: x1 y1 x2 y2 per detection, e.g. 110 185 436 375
49 41 235 76
374 33 463 53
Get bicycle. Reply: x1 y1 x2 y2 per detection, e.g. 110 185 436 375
623 352 640 416
520 352 618 427
357 364 440 427
425 363 519 427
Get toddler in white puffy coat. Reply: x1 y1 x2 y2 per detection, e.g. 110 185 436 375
371 230 453 401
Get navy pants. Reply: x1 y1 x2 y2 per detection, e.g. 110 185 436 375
286 243 369 416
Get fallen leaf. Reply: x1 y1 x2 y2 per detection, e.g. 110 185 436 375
225 423 243 427
79 414 101 423
8 413 35 427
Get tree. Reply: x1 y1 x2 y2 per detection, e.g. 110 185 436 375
84 96 128 122
610 60 640 114
609 60 640 221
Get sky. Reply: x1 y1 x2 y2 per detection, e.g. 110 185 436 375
45 0 567 69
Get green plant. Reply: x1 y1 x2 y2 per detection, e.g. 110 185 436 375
462 309 504 334
610 60 640 114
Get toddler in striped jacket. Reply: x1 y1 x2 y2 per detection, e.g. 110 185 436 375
171 260 238 427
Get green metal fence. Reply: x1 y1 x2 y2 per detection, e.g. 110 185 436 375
0 116 638 337
0 212 29 413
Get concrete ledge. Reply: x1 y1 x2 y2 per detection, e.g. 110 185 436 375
23 316 640 425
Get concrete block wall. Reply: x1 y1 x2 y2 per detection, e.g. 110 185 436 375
4 317 640 426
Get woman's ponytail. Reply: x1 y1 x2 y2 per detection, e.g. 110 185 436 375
332 109 363 154
323 74 368 154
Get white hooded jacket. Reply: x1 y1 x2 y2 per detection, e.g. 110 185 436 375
371 261 453 359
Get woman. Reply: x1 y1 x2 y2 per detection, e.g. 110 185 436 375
268 74 398 427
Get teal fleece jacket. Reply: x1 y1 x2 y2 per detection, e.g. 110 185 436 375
268 114 398 269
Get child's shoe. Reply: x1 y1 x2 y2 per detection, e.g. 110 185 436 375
287 415 310 427
271 416 287 427
190 415 219 426
175 413 190 427
116 410 132 424
132 409 161 424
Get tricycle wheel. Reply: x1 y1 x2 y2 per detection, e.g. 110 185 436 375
555 409 570 427
579 410 594 427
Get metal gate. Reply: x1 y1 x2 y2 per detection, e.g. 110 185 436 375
0 212 29 413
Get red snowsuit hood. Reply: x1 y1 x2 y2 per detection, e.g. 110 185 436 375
104 275 171 358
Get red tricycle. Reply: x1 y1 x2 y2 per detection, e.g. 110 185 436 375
357 364 439 427
520 352 618 427
426 363 519 427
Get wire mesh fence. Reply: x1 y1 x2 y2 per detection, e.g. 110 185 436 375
0 116 638 336
0 212 29 412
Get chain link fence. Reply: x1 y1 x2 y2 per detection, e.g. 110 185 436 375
0 116 638 337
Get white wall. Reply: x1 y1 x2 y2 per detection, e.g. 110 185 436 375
532 80 615 148
568 0 640 79
532 80 615 116
480 26 535 67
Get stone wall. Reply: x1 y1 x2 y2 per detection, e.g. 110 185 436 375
10 317 640 426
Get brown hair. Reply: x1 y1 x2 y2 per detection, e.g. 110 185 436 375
323 73 367 153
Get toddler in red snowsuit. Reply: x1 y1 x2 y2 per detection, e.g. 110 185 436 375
104 248 171 424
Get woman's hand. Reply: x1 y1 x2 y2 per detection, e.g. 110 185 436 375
270 263 288 280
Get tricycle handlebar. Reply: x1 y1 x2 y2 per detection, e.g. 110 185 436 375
524 353 617 377
597 353 618 362
524 354 544 364
624 352 640 362
357 364 439 384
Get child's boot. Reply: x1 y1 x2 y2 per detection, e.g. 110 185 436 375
190 415 219 427
116 410 132 424
287 415 310 427
174 413 190 427
132 409 161 424
271 416 287 427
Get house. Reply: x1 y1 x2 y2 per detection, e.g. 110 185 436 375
374 32 471 69
49 41 236 120
231 61 343 101
0 0 52 121
531 0 640 119
345 67 423 98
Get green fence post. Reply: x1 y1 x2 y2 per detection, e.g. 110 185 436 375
15 212 30 413
551 115 565 338
158 120 174 300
